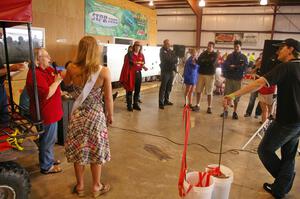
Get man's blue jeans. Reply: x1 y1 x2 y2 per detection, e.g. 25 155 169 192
258 121 300 197
245 91 261 116
39 122 57 171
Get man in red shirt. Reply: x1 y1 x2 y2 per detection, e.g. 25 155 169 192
26 48 63 174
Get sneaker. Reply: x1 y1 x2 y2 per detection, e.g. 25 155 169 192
133 104 141 111
244 113 251 117
127 106 133 112
220 111 228 118
192 105 200 112
207 107 212 114
159 104 164 109
164 101 173 106
263 183 272 195
263 183 284 199
232 112 239 120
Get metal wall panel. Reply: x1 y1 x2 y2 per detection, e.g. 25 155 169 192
273 33 300 41
156 8 194 15
277 6 300 13
158 31 196 46
202 15 273 31
157 16 196 30
275 15 300 32
203 6 274 14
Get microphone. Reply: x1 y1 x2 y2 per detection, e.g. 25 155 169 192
52 61 58 74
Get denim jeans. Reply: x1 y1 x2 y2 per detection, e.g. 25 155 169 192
0 84 9 127
39 122 58 171
159 72 174 105
245 91 261 116
258 121 300 197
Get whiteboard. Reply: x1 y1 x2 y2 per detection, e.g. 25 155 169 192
106 44 161 82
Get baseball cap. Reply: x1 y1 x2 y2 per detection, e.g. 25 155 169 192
273 38 300 52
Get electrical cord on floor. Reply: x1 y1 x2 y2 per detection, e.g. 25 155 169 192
110 126 258 155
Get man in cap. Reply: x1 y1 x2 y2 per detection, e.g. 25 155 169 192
223 38 300 199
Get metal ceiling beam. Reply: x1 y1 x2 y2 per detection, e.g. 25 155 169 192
186 0 202 48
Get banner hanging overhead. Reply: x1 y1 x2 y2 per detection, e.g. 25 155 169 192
85 0 148 40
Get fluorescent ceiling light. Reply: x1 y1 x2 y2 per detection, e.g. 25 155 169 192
199 0 205 7
260 0 268 5
149 1 154 6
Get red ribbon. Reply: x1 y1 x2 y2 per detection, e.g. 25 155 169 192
178 105 214 197
207 166 222 177
178 104 191 197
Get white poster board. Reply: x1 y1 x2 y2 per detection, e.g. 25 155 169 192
106 44 161 82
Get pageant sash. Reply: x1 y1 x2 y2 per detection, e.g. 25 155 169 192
71 67 102 115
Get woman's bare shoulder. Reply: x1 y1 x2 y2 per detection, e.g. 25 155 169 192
100 66 111 77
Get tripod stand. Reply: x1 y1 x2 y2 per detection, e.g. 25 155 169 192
241 99 300 154
242 98 276 150
172 57 184 86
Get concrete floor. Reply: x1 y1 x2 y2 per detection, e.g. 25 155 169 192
18 83 299 199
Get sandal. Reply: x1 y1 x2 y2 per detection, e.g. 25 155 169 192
40 165 62 175
72 185 85 197
53 160 61 165
92 183 111 198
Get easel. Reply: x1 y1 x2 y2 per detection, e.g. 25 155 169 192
242 99 277 149
172 57 184 86
241 99 300 154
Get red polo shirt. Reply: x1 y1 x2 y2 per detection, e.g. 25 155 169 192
26 66 63 125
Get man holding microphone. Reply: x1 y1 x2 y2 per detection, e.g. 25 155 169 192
223 38 300 199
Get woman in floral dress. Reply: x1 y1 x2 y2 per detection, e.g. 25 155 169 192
64 36 113 198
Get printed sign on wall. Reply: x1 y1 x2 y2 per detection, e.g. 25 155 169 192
243 33 258 46
215 33 243 44
215 32 258 46
85 0 148 40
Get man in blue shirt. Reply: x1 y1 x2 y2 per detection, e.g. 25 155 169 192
221 40 248 119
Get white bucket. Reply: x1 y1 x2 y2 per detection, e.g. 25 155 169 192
183 171 215 199
206 164 234 199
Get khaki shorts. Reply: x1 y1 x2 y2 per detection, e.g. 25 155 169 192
224 79 242 103
258 93 274 105
196 74 215 95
